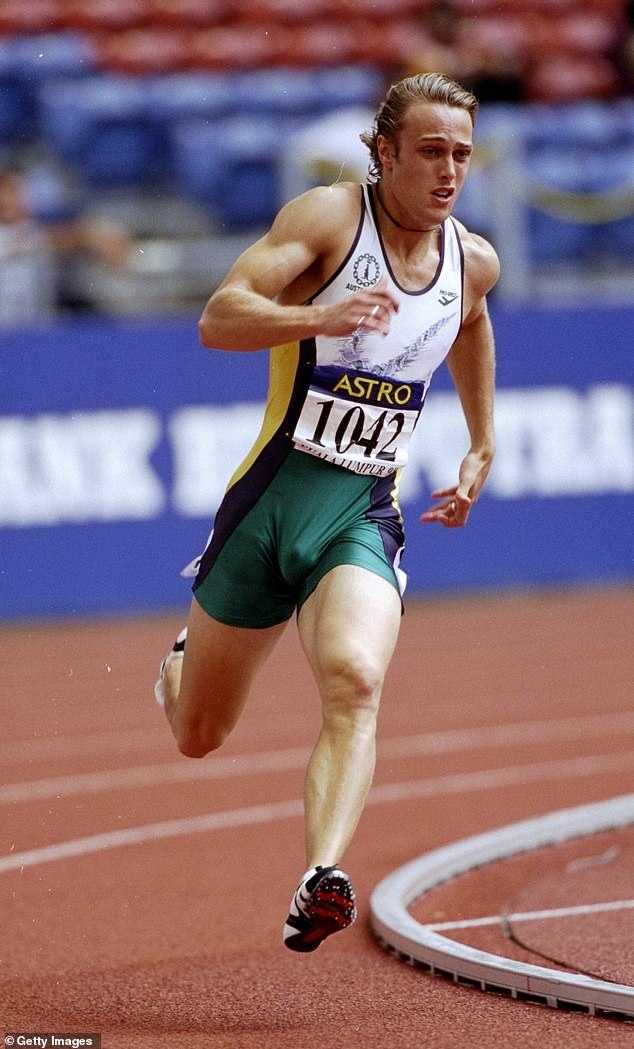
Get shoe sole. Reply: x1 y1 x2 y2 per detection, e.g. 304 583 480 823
284 869 357 952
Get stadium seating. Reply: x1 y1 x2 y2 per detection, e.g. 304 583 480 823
0 0 629 278
0 0 64 35
147 0 232 28
172 114 289 227
61 0 152 32
38 76 170 185
145 72 235 124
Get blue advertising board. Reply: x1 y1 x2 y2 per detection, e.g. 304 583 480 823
1 305 632 619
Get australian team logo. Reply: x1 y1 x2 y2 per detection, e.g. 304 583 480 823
351 253 380 288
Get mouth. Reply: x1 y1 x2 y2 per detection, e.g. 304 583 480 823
432 188 454 202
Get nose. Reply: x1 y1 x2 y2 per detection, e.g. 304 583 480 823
440 155 456 180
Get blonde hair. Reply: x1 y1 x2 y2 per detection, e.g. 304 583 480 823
361 72 479 181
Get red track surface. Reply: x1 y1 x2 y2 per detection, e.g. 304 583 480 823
2 586 633 1048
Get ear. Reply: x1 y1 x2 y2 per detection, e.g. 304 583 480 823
377 134 396 171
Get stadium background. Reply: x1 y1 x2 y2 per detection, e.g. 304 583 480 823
1 0 632 618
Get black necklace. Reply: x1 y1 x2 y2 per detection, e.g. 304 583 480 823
374 183 438 234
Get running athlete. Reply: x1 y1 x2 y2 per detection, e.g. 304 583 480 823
155 72 499 952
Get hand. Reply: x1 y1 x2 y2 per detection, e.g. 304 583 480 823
319 276 399 338
420 486 471 528
420 448 493 529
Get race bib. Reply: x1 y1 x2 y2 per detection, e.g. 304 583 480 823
292 365 427 476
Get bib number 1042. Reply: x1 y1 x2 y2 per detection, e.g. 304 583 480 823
293 393 418 468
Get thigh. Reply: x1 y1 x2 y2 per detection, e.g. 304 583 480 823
297 564 402 695
172 596 288 746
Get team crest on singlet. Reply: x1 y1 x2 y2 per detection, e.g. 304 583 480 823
347 253 380 290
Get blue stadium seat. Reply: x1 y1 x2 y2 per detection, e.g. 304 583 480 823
12 32 97 82
523 103 634 264
230 66 382 120
0 43 35 143
314 65 384 112
233 68 324 119
0 33 95 145
525 148 595 263
145 72 235 124
523 101 626 151
38 75 169 186
172 114 289 228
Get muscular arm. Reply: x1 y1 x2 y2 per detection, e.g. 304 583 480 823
447 298 496 460
421 233 499 527
198 184 399 352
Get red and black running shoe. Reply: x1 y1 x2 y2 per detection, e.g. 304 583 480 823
283 865 357 952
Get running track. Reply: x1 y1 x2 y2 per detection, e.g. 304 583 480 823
2 586 633 1048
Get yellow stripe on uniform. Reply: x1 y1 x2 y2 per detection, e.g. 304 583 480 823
226 340 302 490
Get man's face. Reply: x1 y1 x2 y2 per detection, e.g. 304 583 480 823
378 102 473 227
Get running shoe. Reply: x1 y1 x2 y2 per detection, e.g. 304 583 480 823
154 627 187 707
283 865 357 952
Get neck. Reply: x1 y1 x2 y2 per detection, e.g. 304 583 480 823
374 182 439 235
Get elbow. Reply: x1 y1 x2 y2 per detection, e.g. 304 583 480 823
198 317 214 348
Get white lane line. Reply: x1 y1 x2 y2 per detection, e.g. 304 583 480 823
379 711 634 760
1 750 632 874
4 709 634 766
0 798 304 873
4 710 634 805
368 749 634 806
2 726 169 763
0 747 311 804
429 899 634 932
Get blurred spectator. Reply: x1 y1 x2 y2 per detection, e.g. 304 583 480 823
401 1 525 104
0 163 134 326
614 0 634 95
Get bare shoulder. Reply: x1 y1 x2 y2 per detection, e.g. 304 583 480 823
452 219 500 299
265 181 362 302
271 181 362 249
215 181 362 301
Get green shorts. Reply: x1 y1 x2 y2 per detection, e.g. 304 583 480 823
193 449 405 628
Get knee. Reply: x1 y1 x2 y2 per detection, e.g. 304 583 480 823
321 650 384 715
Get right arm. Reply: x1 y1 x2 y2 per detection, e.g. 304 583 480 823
198 184 399 352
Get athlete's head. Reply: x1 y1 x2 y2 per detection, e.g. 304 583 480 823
361 72 479 182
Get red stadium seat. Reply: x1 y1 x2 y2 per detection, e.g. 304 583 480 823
188 24 289 70
95 28 193 74
282 22 359 67
62 0 152 32
0 0 64 35
147 0 232 29
353 20 425 68
526 53 619 103
328 0 421 20
462 13 549 60
235 0 332 25
548 11 621 54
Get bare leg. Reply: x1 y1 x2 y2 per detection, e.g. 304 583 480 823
161 597 288 758
297 564 402 868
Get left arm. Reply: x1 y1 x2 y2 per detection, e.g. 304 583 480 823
421 233 499 528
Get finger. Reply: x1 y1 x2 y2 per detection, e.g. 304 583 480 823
374 276 400 311
357 300 392 334
429 486 458 499
420 493 470 527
